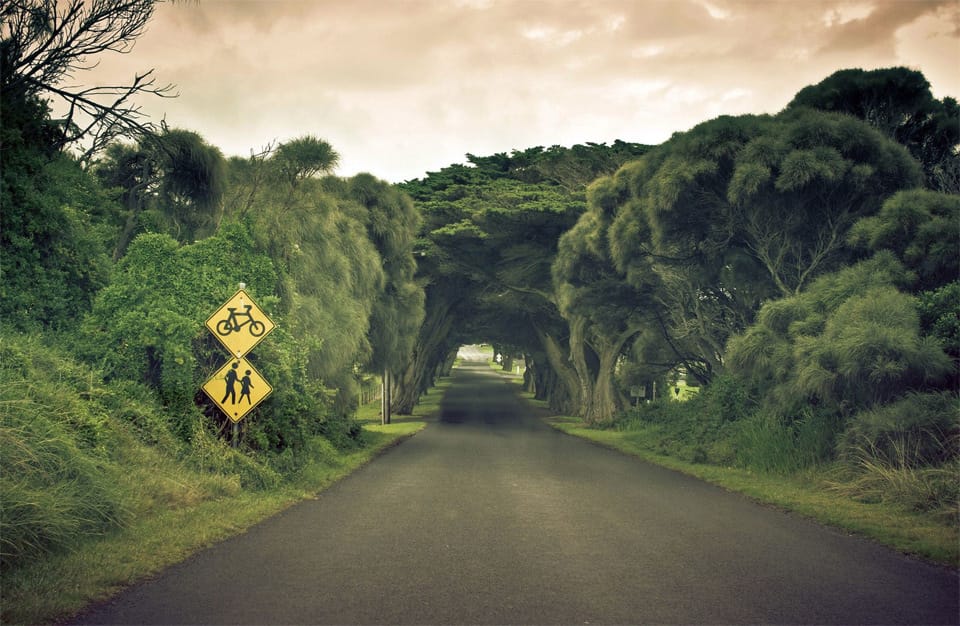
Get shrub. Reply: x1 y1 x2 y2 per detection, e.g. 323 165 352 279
185 423 282 490
837 391 959 467
614 379 748 465
917 281 960 359
78 227 279 440
729 254 951 418
735 408 842 473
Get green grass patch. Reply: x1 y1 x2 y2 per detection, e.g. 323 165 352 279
0 334 439 625
544 415 959 567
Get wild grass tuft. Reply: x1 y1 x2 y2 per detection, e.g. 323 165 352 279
829 439 959 525
735 408 841 474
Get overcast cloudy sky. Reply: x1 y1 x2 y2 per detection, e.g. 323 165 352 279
89 0 959 182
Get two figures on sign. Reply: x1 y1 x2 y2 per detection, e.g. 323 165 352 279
221 361 254 405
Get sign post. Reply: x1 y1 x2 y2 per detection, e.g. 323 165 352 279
202 286 275 445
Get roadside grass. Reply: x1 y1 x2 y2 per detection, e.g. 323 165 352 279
3 379 436 626
355 377 451 426
542 411 959 567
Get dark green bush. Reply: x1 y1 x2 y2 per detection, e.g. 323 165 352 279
78 226 280 440
614 379 748 464
917 281 960 358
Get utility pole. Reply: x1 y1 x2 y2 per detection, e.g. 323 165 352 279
381 369 392 425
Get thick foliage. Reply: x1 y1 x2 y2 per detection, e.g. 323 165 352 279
346 173 425 376
77 227 286 439
787 67 960 193
849 189 960 292
398 143 646 414
1 95 119 330
727 253 950 416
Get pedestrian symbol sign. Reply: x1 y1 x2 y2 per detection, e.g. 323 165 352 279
205 289 275 358
202 357 273 423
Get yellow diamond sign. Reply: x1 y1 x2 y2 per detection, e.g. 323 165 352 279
202 357 273 423
205 289 275 358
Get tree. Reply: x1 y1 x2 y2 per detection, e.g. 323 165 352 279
848 189 960 292
849 189 960 369
542 107 924 423
220 137 395 421
553 178 648 421
397 143 647 415
0 0 170 328
1 0 174 163
601 109 921 393
272 136 340 188
346 173 426 421
94 128 227 255
787 67 959 193
0 146 117 329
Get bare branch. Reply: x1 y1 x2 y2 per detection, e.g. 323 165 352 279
2 0 173 161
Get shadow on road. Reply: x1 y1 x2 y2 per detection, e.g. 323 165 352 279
439 360 541 431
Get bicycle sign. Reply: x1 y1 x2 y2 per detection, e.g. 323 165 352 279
205 289 275 358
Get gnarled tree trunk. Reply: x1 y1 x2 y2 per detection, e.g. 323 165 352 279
534 324 581 415
393 299 453 414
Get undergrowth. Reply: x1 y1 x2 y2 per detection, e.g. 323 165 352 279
0 332 367 574
599 374 959 557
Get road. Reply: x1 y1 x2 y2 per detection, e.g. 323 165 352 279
72 357 958 625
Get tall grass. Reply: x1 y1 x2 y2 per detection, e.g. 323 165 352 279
1 336 127 570
735 408 841 474
829 440 959 525
826 391 959 522
0 409 124 568
0 333 275 572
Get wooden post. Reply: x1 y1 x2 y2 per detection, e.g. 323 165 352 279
384 369 392 425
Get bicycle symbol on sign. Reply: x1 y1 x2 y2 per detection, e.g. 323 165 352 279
215 305 266 337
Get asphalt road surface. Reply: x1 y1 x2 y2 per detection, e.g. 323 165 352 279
72 358 959 625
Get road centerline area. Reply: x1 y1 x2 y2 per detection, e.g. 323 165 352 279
71 358 959 625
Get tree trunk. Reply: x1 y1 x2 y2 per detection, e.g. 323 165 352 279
585 343 626 423
534 325 581 415
440 349 457 377
393 299 453 414
567 316 596 419
522 352 537 394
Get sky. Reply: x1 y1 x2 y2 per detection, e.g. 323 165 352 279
87 0 960 183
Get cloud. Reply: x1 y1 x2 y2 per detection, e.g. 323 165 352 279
80 0 959 182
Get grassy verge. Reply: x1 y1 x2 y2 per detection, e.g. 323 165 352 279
541 409 958 567
354 377 451 426
3 398 436 626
